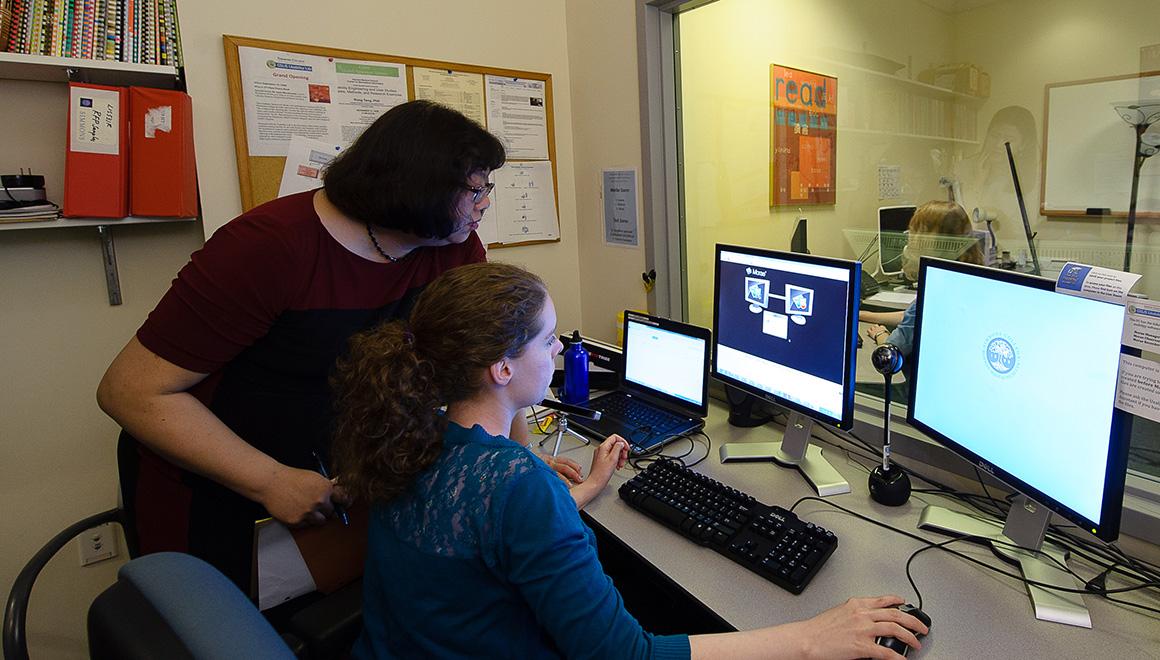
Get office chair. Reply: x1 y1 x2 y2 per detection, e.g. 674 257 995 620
4 506 363 659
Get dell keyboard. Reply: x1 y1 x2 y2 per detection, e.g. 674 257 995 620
618 460 838 594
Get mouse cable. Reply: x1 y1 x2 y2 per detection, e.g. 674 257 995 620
788 496 1160 618
627 430 712 472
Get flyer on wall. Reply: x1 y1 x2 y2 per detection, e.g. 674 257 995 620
769 64 837 207
238 46 409 157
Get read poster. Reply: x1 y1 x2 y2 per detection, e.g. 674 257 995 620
770 65 837 206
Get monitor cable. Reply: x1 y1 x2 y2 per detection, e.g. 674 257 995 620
788 496 1160 618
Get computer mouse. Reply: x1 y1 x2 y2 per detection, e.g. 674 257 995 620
874 604 931 657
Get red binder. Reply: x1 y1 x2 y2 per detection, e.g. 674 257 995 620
64 82 129 218
129 86 198 217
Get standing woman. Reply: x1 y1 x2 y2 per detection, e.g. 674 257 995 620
332 262 928 659
97 100 526 590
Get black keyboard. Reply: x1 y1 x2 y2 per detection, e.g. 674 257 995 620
618 460 838 594
590 392 686 433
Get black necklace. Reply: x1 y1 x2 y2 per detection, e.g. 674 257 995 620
366 223 400 263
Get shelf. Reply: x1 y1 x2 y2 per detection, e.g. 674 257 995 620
841 127 980 145
817 57 986 103
0 216 197 232
0 51 179 87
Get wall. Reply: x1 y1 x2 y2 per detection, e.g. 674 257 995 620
1 1 590 656
179 0 585 335
954 0 1160 298
0 79 205 659
565 0 651 342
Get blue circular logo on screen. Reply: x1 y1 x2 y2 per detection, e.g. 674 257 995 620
986 336 1017 375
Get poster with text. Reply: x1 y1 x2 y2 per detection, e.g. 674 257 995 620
770 65 837 206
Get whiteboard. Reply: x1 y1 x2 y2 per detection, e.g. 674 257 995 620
1041 72 1160 217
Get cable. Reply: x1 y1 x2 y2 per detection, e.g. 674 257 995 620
788 496 1160 617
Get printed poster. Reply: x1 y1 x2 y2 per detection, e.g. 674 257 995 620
770 65 837 206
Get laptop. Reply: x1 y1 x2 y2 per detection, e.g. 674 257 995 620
569 311 711 455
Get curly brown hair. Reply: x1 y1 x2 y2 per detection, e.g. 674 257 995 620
330 262 548 504
902 201 984 280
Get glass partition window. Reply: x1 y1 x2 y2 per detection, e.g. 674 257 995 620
675 0 1160 480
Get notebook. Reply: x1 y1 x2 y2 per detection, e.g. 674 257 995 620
570 312 711 455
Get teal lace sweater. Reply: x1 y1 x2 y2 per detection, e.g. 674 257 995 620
353 422 691 659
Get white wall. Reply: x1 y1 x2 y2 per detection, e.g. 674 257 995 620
0 79 204 659
179 0 586 335
565 0 651 342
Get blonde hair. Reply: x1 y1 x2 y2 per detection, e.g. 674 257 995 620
902 201 984 279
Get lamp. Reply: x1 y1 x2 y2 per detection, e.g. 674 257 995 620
1112 101 1160 272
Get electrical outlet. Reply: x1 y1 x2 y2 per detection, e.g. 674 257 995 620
78 523 118 566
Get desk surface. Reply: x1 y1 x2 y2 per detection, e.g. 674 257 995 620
563 404 1160 658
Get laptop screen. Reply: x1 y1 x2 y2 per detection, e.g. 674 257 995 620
623 315 709 410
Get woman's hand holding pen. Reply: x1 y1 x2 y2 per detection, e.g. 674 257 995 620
256 464 347 527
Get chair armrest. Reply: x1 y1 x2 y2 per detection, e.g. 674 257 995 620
3 508 125 660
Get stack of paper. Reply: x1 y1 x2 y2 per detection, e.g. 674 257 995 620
0 203 60 223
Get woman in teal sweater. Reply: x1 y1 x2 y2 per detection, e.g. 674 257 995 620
331 262 927 659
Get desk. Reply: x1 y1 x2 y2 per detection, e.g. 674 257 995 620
863 287 917 312
561 403 1160 658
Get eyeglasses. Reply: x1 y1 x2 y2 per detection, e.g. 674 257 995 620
465 182 495 204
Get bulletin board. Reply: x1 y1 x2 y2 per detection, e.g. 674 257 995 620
1041 71 1160 219
222 35 561 247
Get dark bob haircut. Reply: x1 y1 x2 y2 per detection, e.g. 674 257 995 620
322 100 505 239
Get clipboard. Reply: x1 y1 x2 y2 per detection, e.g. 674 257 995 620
251 502 369 611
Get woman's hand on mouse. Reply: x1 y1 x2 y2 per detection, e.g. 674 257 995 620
786 595 928 659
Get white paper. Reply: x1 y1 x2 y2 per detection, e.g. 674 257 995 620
485 76 549 160
476 170 501 247
490 162 559 243
1122 299 1160 351
1115 354 1160 423
239 46 408 157
70 86 120 155
278 136 344 198
602 169 639 247
255 520 317 611
413 67 486 126
143 105 172 138
1055 261 1142 304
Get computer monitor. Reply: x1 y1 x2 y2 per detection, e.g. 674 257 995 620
790 217 809 254
907 257 1133 627
878 205 915 276
712 244 860 496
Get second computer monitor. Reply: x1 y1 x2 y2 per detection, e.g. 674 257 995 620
878 205 916 276
712 244 860 495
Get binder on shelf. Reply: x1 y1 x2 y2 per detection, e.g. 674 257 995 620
129 86 198 217
63 82 129 218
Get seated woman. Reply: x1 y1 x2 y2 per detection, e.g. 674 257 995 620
862 200 985 356
331 262 928 659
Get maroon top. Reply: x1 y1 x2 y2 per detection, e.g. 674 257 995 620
122 191 486 589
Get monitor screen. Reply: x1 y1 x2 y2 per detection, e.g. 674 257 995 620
711 244 859 429
878 205 915 276
623 313 709 410
907 259 1132 540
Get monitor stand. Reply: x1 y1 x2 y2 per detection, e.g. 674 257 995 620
917 496 1091 628
719 412 851 496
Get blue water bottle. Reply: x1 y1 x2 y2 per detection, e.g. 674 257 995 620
561 330 589 404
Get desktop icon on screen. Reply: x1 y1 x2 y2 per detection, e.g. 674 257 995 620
786 285 814 316
746 276 770 312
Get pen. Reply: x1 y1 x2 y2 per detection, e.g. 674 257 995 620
311 450 350 527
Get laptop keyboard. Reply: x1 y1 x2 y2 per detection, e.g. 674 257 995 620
619 460 838 594
588 391 687 435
